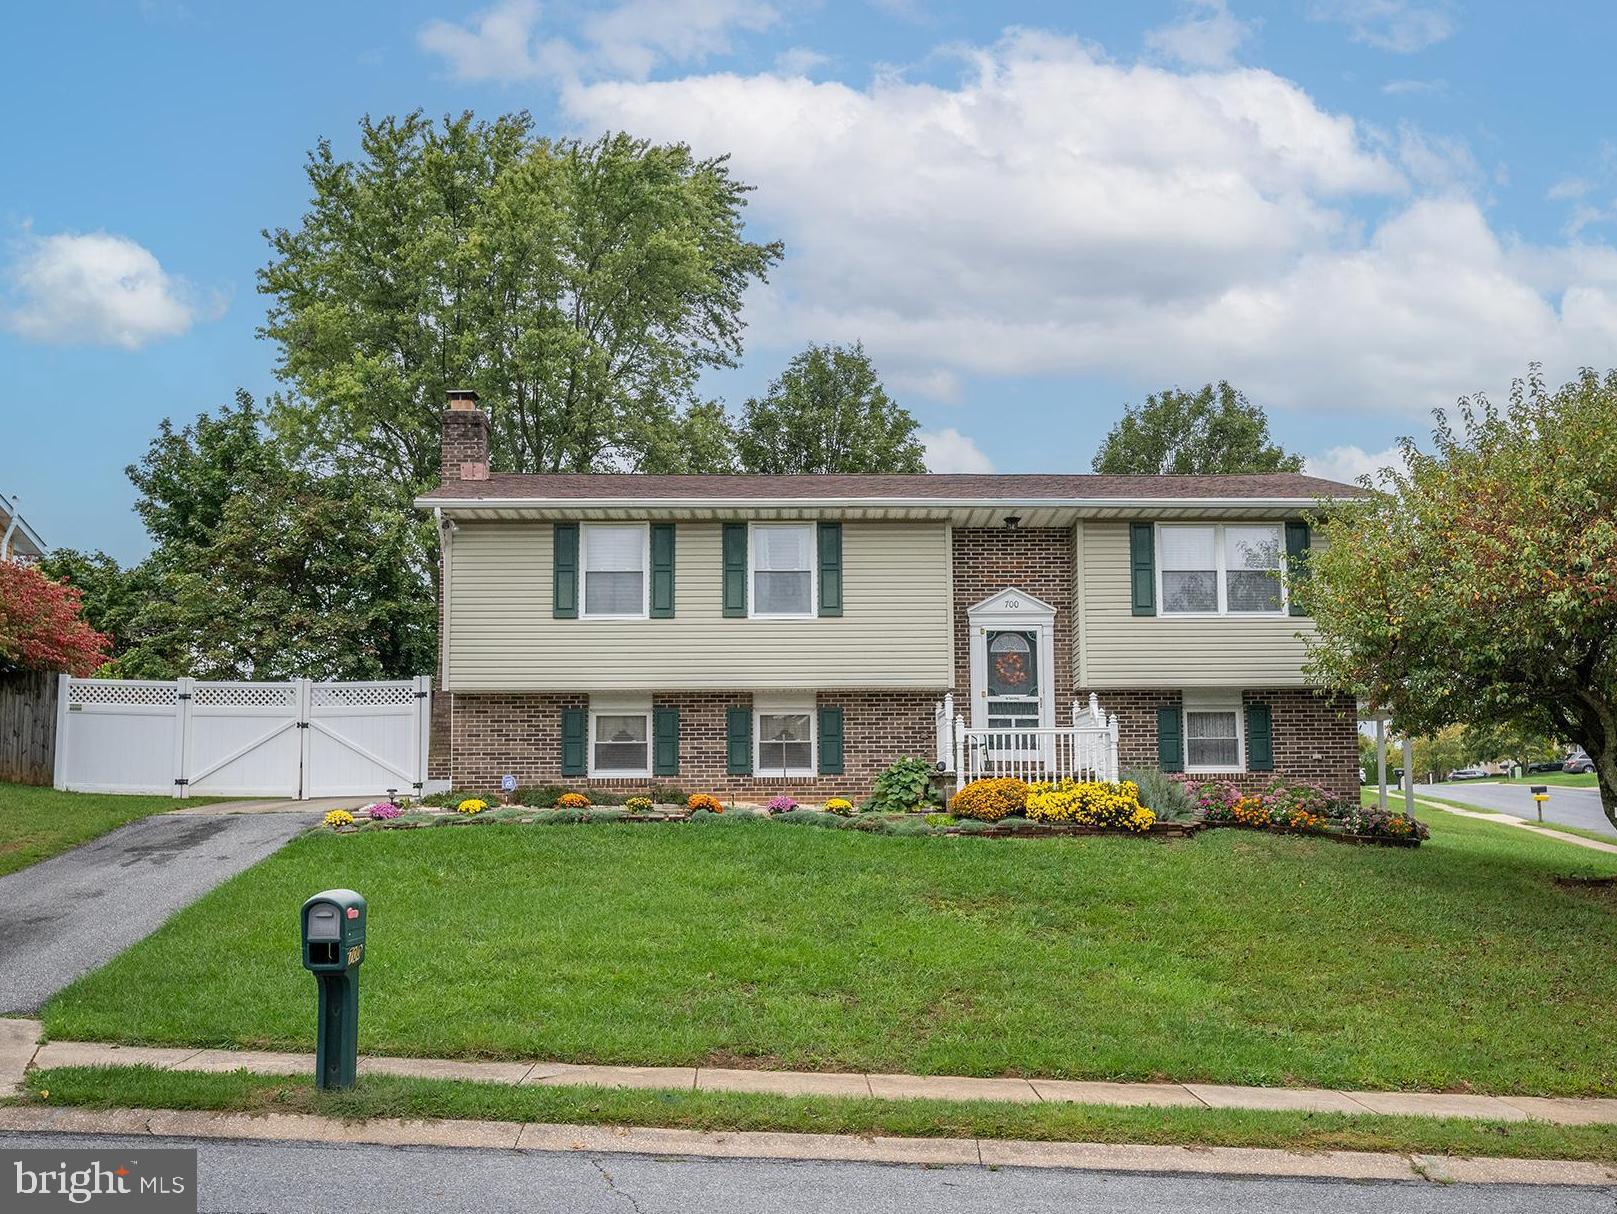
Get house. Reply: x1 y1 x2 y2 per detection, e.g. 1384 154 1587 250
417 392 1365 801
0 491 46 562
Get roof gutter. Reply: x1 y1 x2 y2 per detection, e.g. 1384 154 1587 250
413 494 1351 511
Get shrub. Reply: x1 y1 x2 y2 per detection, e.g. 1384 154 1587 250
949 777 1029 822
1126 768 1198 821
868 756 942 813
1341 806 1430 840
774 808 845 829
555 792 591 809
1025 779 1155 831
422 788 487 808
456 798 488 815
364 802 401 820
654 786 690 806
1181 778 1242 820
687 793 723 813
767 795 798 814
323 808 355 829
823 797 855 816
624 796 654 814
516 785 574 808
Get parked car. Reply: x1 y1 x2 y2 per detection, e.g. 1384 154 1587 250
1526 760 1566 774
1565 755 1595 774
1447 768 1490 781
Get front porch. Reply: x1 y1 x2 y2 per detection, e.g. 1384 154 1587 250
936 692 1121 791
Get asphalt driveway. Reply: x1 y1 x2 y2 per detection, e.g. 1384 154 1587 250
0 807 331 1014
1413 782 1614 839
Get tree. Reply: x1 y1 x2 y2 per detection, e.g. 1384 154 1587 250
0 560 109 676
1304 365 1617 828
735 342 927 474
1092 382 1306 475
71 395 437 681
261 112 782 488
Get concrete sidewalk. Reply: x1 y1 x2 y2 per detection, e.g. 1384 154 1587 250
1 1105 1614 1188
163 796 372 816
11 1025 1617 1127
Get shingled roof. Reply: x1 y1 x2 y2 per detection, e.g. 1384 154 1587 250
418 472 1364 503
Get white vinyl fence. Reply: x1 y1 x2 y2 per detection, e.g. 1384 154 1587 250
53 675 431 800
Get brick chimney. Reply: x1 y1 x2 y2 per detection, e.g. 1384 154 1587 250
441 389 489 482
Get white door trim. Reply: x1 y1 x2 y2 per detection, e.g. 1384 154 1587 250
967 587 1057 731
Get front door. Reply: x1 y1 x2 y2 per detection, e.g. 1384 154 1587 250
984 629 1042 762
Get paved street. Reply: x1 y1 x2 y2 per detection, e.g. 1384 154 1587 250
0 810 322 1015
2 1133 1611 1214
1412 782 1614 838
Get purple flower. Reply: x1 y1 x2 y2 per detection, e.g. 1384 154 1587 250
366 802 401 820
767 795 798 813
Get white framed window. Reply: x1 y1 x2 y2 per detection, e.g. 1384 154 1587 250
1183 691 1244 773
582 523 649 618
755 694 815 777
750 523 816 618
589 694 651 777
1158 524 1286 616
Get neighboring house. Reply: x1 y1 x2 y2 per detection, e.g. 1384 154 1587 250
418 392 1365 800
0 492 46 562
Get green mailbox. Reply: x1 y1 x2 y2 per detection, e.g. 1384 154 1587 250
300 888 366 1090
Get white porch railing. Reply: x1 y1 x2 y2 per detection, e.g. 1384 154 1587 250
940 693 1120 791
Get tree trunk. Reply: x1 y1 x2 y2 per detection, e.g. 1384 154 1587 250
1593 745 1617 833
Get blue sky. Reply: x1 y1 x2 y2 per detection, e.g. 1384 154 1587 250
4 1 1616 562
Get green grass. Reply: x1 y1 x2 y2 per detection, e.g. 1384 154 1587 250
1500 772 1597 788
40 812 1617 1095
1406 790 1617 844
0 782 229 878
17 1065 1617 1164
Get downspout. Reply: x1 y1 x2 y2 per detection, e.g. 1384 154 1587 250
436 507 453 782
1 493 18 560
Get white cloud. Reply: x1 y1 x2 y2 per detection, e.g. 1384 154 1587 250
921 427 994 473
419 0 776 83
1381 77 1445 96
554 28 1617 418
890 368 962 403
774 46 830 77
1145 0 1254 69
1309 1 1457 54
1305 443 1404 486
3 231 207 350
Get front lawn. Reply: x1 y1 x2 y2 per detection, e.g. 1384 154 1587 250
1501 771 1598 787
42 811 1617 1095
0 783 224 878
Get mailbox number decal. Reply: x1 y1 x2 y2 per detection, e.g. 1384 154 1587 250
346 907 359 919
347 944 364 966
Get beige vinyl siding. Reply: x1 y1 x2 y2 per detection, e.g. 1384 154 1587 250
1078 521 1318 688
447 520 953 690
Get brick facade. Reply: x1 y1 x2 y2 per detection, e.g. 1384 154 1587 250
449 689 937 801
950 526 1076 720
1077 685 1360 799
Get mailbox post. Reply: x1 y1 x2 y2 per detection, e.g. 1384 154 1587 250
300 889 366 1090
1529 785 1549 825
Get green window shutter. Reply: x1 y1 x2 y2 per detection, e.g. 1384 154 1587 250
560 707 587 776
817 522 843 617
1247 702 1274 772
1285 520 1311 617
722 523 748 618
553 524 579 619
817 705 844 775
1157 705 1183 773
726 707 752 775
653 706 680 776
1130 522 1156 617
650 523 676 618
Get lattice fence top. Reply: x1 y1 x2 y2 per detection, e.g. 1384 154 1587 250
310 682 417 708
68 681 178 706
193 683 299 708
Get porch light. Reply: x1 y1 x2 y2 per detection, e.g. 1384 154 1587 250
1003 515 1022 529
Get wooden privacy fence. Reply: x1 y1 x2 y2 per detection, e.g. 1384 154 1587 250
0 670 59 785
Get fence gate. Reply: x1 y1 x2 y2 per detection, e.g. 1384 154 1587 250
54 675 431 800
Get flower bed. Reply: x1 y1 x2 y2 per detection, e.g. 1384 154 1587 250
1182 777 1425 846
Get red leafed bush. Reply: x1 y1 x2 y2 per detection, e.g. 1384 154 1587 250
0 560 110 676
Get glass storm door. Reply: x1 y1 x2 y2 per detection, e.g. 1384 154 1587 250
985 630 1042 759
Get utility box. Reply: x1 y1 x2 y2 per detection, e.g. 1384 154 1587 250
300 889 366 1090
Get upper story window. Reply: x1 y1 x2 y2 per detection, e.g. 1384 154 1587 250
750 524 816 617
582 524 648 618
1158 524 1285 617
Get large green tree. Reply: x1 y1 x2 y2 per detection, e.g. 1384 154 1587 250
261 111 782 487
55 395 436 681
735 342 927 474
1304 366 1617 827
1092 382 1305 475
